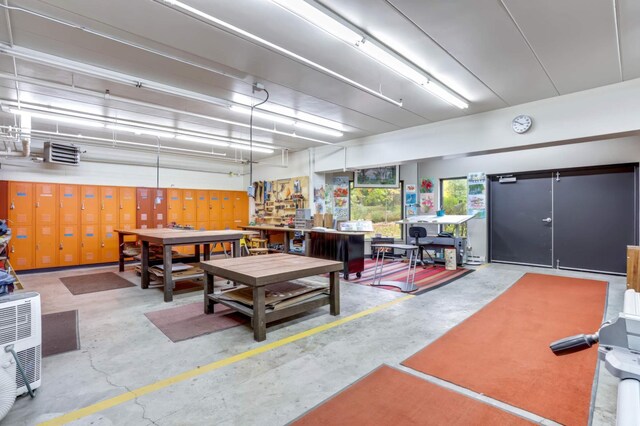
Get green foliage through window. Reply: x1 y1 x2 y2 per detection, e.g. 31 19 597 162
441 178 468 235
349 184 402 239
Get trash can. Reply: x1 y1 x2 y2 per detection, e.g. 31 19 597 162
444 248 457 270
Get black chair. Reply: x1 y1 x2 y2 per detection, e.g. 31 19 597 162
409 226 434 267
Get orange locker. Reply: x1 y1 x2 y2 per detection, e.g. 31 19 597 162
81 186 99 225
9 226 33 270
151 188 167 228
8 182 33 225
119 187 136 225
209 191 221 223
167 189 183 225
232 191 249 228
59 184 79 225
182 189 196 225
100 224 119 263
34 183 58 227
58 225 79 267
100 187 118 225
196 221 208 231
196 190 209 223
136 187 153 229
220 191 233 223
35 225 57 268
81 224 100 264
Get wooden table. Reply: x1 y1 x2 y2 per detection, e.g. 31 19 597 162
240 225 310 255
116 228 244 302
201 253 343 341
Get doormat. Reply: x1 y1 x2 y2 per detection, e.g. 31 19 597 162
402 273 607 426
348 259 472 295
145 302 248 342
291 365 533 425
149 280 203 295
42 310 80 357
60 272 135 295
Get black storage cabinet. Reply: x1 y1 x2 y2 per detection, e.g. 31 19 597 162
309 231 365 280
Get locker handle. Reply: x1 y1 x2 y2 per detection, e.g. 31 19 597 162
120 203 123 209
101 202 105 210
137 203 140 210
60 201 63 208
59 243 64 250
10 246 14 253
36 244 39 251
101 242 105 248
81 202 85 210
9 202 14 210
81 242 84 248
35 201 40 208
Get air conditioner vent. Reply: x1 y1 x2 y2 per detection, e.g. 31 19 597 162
43 142 80 165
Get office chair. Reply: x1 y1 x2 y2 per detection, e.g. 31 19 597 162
409 226 434 267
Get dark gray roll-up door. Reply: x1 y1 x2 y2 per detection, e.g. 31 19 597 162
490 173 553 266
554 166 637 273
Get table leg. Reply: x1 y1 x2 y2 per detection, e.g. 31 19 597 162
330 271 340 316
203 244 211 261
141 240 150 289
284 231 290 254
118 232 125 272
232 238 241 258
204 272 215 314
163 244 174 302
253 286 266 341
194 244 201 261
304 232 311 256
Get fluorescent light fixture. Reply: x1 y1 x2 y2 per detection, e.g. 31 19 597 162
294 121 343 137
229 143 274 154
267 0 469 109
158 0 402 107
176 135 229 147
229 105 295 126
9 108 105 128
106 124 175 139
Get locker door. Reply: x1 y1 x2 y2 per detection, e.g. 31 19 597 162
8 182 33 225
100 223 119 263
167 189 183 225
151 188 167 228
35 183 58 227
100 187 118 224
35 225 57 268
220 191 233 223
136 187 153 229
182 189 196 226
196 222 209 231
81 224 100 264
59 225 79 267
233 191 249 228
119 187 136 225
81 186 99 225
9 226 33 270
209 191 221 224
59 184 79 225
196 190 209 223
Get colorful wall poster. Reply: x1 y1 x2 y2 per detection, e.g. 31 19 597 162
333 176 350 220
406 205 418 216
420 178 434 193
405 183 417 206
420 193 435 213
467 172 486 219
313 185 326 214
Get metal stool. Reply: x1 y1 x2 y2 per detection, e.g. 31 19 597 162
370 243 419 292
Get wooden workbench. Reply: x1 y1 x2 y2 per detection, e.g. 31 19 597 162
240 225 310 255
116 228 243 302
201 253 343 341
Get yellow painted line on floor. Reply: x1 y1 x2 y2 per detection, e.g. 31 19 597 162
39 294 414 426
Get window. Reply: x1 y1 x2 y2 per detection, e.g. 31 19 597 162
441 177 468 235
349 183 403 239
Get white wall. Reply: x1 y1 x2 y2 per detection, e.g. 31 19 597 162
419 135 640 260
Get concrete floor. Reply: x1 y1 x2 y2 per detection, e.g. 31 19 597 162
3 262 625 425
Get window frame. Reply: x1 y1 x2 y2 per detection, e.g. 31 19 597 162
348 180 404 240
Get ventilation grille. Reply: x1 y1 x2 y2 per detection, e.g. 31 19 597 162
43 142 80 165
16 345 41 389
0 302 32 345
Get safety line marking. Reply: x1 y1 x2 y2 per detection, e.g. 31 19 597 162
39 294 414 425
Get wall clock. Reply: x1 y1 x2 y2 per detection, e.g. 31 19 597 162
512 115 532 134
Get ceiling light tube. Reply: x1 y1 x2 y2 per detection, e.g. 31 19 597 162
176 134 229 147
294 121 343 137
267 0 469 109
106 124 175 139
229 105 295 126
229 143 274 154
158 0 402 107
9 108 105 128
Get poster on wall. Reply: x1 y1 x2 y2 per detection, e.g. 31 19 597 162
354 166 399 188
420 178 434 194
314 186 326 214
405 184 417 206
420 193 435 213
333 176 350 220
467 172 487 219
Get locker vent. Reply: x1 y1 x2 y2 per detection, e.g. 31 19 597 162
43 142 80 165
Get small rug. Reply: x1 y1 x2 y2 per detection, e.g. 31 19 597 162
402 273 607 426
60 272 135 295
149 280 203 295
42 310 80 357
145 302 248 342
291 365 533 425
348 259 472 294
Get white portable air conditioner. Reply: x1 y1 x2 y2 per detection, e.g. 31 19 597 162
0 292 41 396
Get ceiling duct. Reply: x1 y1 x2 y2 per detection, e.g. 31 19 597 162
43 142 80 165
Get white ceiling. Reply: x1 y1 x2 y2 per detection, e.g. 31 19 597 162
0 0 636 163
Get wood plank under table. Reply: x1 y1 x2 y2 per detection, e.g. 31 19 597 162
116 228 243 302
201 253 343 341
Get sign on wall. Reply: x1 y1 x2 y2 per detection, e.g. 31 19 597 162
467 172 486 219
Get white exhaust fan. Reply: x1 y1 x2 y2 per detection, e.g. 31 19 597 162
43 142 80 165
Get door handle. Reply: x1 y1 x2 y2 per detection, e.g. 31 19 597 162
542 218 552 223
